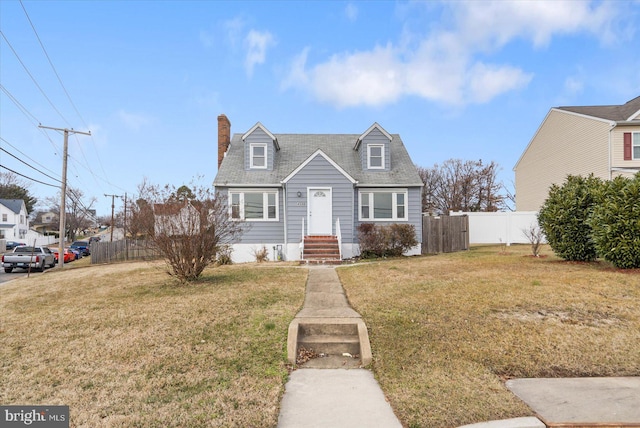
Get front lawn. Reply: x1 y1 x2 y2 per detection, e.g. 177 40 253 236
338 245 640 427
0 262 307 427
3 247 638 428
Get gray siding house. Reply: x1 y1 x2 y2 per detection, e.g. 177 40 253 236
213 115 423 262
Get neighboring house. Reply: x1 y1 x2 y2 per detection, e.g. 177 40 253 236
514 96 640 211
153 201 201 237
0 199 29 241
213 115 424 263
31 211 59 235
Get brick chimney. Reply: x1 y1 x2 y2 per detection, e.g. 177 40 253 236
217 114 231 168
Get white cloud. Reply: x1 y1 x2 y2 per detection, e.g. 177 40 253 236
224 17 245 48
450 0 618 49
116 110 153 131
311 45 402 108
283 0 622 108
244 30 275 77
345 3 358 22
563 75 585 97
466 63 532 104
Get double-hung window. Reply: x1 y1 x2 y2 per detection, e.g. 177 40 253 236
250 143 267 169
229 190 278 221
367 144 384 169
634 132 640 160
359 190 408 221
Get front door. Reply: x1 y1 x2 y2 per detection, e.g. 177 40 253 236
308 188 332 235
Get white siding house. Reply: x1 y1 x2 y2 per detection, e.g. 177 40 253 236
515 96 640 211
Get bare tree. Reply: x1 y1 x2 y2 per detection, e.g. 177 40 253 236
522 223 545 257
136 181 244 282
45 187 97 241
417 159 507 214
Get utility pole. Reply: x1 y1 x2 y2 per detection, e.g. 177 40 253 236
105 194 121 242
123 193 128 259
39 125 91 268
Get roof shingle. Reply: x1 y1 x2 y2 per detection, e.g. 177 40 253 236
214 133 422 187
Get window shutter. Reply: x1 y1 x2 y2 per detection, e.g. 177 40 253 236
623 132 632 160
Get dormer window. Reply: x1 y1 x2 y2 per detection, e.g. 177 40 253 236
367 144 384 169
250 143 267 169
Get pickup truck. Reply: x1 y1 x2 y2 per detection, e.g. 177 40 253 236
2 245 56 273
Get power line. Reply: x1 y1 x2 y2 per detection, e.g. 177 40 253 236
0 136 61 180
0 84 61 155
0 30 71 127
19 0 85 129
0 147 62 184
0 164 59 188
18 1 112 188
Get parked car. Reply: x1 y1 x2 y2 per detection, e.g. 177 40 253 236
70 241 90 256
52 248 74 263
2 245 56 272
68 248 81 260
5 241 26 250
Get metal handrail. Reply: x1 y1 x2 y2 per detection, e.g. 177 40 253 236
300 217 305 260
335 217 342 260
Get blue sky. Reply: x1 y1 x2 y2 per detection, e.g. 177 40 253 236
1 0 639 216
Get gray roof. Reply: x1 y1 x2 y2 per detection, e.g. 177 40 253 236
557 96 640 122
214 133 423 187
0 199 25 214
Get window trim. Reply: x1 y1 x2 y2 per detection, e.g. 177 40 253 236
249 143 268 169
367 144 385 169
228 189 279 221
633 132 640 160
358 189 408 221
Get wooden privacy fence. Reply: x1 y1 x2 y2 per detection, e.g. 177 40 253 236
422 215 469 254
91 239 162 264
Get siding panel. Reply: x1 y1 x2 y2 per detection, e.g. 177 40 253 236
243 127 276 171
217 187 284 244
353 187 422 244
360 128 391 171
286 155 354 244
515 110 611 211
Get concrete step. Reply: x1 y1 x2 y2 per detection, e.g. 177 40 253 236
297 322 361 356
300 259 342 265
298 335 360 355
299 323 358 336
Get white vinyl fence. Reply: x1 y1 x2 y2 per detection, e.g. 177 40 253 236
449 211 542 245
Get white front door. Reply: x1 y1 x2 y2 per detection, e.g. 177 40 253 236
308 188 332 235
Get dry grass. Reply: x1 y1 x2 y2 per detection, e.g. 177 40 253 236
3 247 639 428
0 261 306 427
338 245 640 428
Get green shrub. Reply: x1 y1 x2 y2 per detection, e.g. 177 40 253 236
357 223 417 258
588 173 640 269
537 174 603 262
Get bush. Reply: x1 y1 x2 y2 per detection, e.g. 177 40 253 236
588 173 640 269
252 245 269 263
538 174 603 262
357 223 417 258
216 244 233 265
522 223 544 257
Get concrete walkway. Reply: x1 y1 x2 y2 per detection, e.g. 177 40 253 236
278 265 402 428
278 265 640 428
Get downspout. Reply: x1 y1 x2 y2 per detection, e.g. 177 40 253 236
608 121 616 180
282 182 287 260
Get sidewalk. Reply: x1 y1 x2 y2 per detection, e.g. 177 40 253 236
277 265 640 428
278 265 402 428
